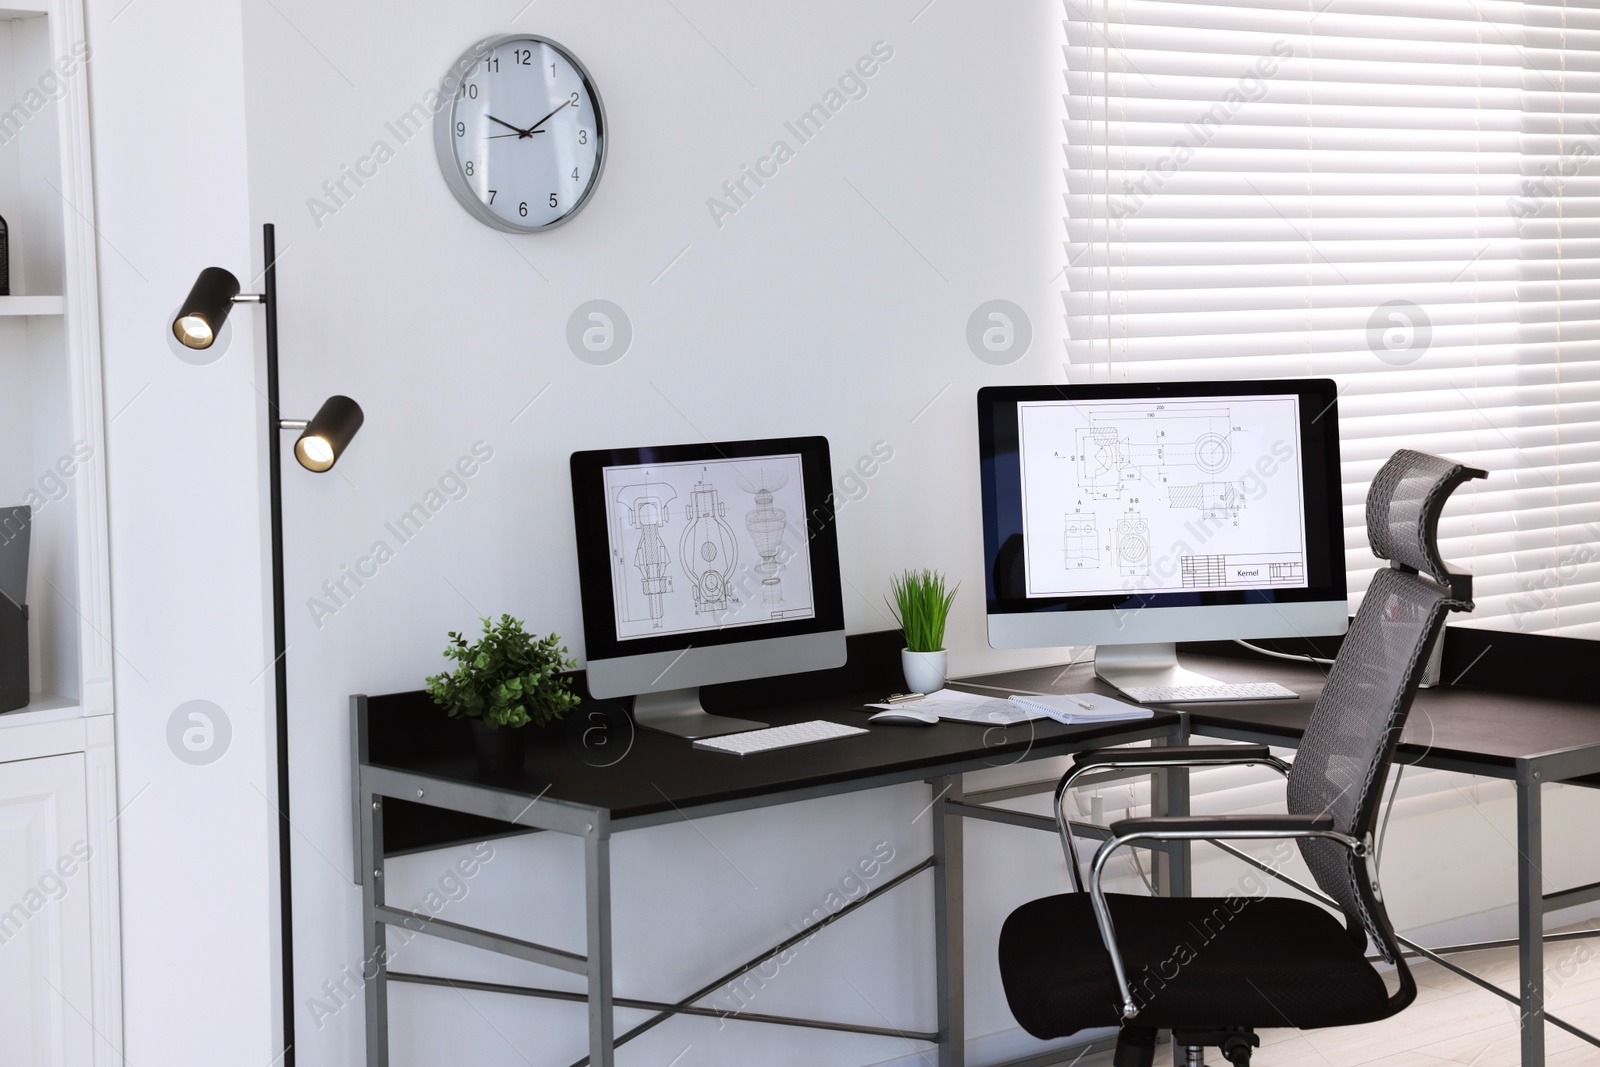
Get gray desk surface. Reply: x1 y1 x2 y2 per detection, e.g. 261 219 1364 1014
970 650 1600 777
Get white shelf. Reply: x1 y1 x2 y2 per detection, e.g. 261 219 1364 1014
0 294 63 315
0 6 48 17
0 694 87 765
0 693 82 727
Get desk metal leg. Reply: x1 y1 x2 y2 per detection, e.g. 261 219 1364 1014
1516 761 1545 1067
932 775 965 1067
1150 721 1192 900
361 792 389 1067
585 831 615 1067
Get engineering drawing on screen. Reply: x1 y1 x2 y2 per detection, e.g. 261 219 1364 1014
603 455 815 640
739 468 791 606
681 478 738 615
1021 396 1308 598
615 482 677 620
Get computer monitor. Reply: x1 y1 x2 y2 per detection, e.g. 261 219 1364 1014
571 436 847 738
977 380 1347 694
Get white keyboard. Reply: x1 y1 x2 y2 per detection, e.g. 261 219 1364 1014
692 719 868 755
1119 682 1298 704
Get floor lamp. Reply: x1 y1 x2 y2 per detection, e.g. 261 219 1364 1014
173 223 363 1067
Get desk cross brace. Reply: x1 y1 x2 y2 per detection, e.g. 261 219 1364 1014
385 970 939 1043
1206 837 1600 1051
562 855 935 1067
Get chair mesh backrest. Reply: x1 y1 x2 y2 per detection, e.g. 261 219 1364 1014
1366 449 1473 587
1285 450 1484 953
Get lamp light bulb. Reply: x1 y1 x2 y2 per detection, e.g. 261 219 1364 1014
176 315 214 349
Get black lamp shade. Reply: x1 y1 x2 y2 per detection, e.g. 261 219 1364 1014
172 266 241 349
294 395 364 472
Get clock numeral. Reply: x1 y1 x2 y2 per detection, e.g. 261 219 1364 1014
514 48 532 65
578 129 588 145
464 83 478 99
519 201 528 218
465 161 474 177
569 91 580 107
483 55 500 73
549 193 559 209
456 121 465 137
571 168 579 182
488 190 497 204
550 63 557 78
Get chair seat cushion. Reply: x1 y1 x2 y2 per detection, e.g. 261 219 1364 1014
999 892 1399 1039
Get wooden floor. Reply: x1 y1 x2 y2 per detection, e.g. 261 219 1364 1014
1070 932 1600 1066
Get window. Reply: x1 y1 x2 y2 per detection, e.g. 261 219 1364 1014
1065 0 1600 637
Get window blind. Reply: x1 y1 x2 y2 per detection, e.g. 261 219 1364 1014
1064 0 1600 637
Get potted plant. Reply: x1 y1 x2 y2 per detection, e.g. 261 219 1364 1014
425 615 581 775
888 569 957 694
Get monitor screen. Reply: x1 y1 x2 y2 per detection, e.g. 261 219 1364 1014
978 380 1346 644
600 452 817 640
571 436 846 688
1016 393 1308 599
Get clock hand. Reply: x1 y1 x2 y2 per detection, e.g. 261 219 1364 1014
522 98 576 135
485 130 546 139
485 114 533 137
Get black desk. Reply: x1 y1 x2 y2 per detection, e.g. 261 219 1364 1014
351 647 1185 1067
984 650 1600 1067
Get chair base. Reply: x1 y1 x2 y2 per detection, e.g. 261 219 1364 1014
1173 1028 1260 1066
1114 1025 1157 1067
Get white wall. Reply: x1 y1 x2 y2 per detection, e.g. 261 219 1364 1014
85 1 1600 1065
86 0 276 1064
235 3 1063 1064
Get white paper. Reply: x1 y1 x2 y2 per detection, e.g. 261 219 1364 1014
1016 395 1310 599
1006 692 1156 723
865 688 1047 725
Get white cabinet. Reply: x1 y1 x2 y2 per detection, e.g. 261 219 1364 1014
0 753 92 1066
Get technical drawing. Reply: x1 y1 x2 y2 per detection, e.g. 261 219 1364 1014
1063 515 1099 566
1191 432 1231 473
739 469 790 606
1180 552 1305 588
1168 481 1244 520
1116 514 1150 577
615 482 677 623
680 477 739 615
1017 395 1308 600
1072 406 1236 498
1076 427 1126 496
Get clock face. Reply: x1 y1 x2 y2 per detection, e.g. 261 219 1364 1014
434 35 606 233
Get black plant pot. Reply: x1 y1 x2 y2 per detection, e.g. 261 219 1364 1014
471 719 528 775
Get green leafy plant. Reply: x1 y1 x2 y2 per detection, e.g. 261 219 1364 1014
888 569 958 653
425 615 580 729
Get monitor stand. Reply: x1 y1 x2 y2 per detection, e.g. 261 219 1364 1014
632 688 764 739
1093 642 1223 695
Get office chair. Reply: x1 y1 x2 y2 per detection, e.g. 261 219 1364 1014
998 449 1486 1067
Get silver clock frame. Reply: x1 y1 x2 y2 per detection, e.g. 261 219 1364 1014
432 33 608 234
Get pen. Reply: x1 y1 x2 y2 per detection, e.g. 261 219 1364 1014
885 693 925 704
1066 694 1096 711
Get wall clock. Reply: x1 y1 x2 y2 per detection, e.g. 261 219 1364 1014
434 35 607 233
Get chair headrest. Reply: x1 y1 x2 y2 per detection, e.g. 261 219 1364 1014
1366 449 1487 593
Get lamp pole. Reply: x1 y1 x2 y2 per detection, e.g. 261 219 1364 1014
262 222 298 1067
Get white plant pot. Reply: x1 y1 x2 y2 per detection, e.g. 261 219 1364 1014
901 648 948 694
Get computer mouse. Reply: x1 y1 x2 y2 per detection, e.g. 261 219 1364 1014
869 708 940 726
